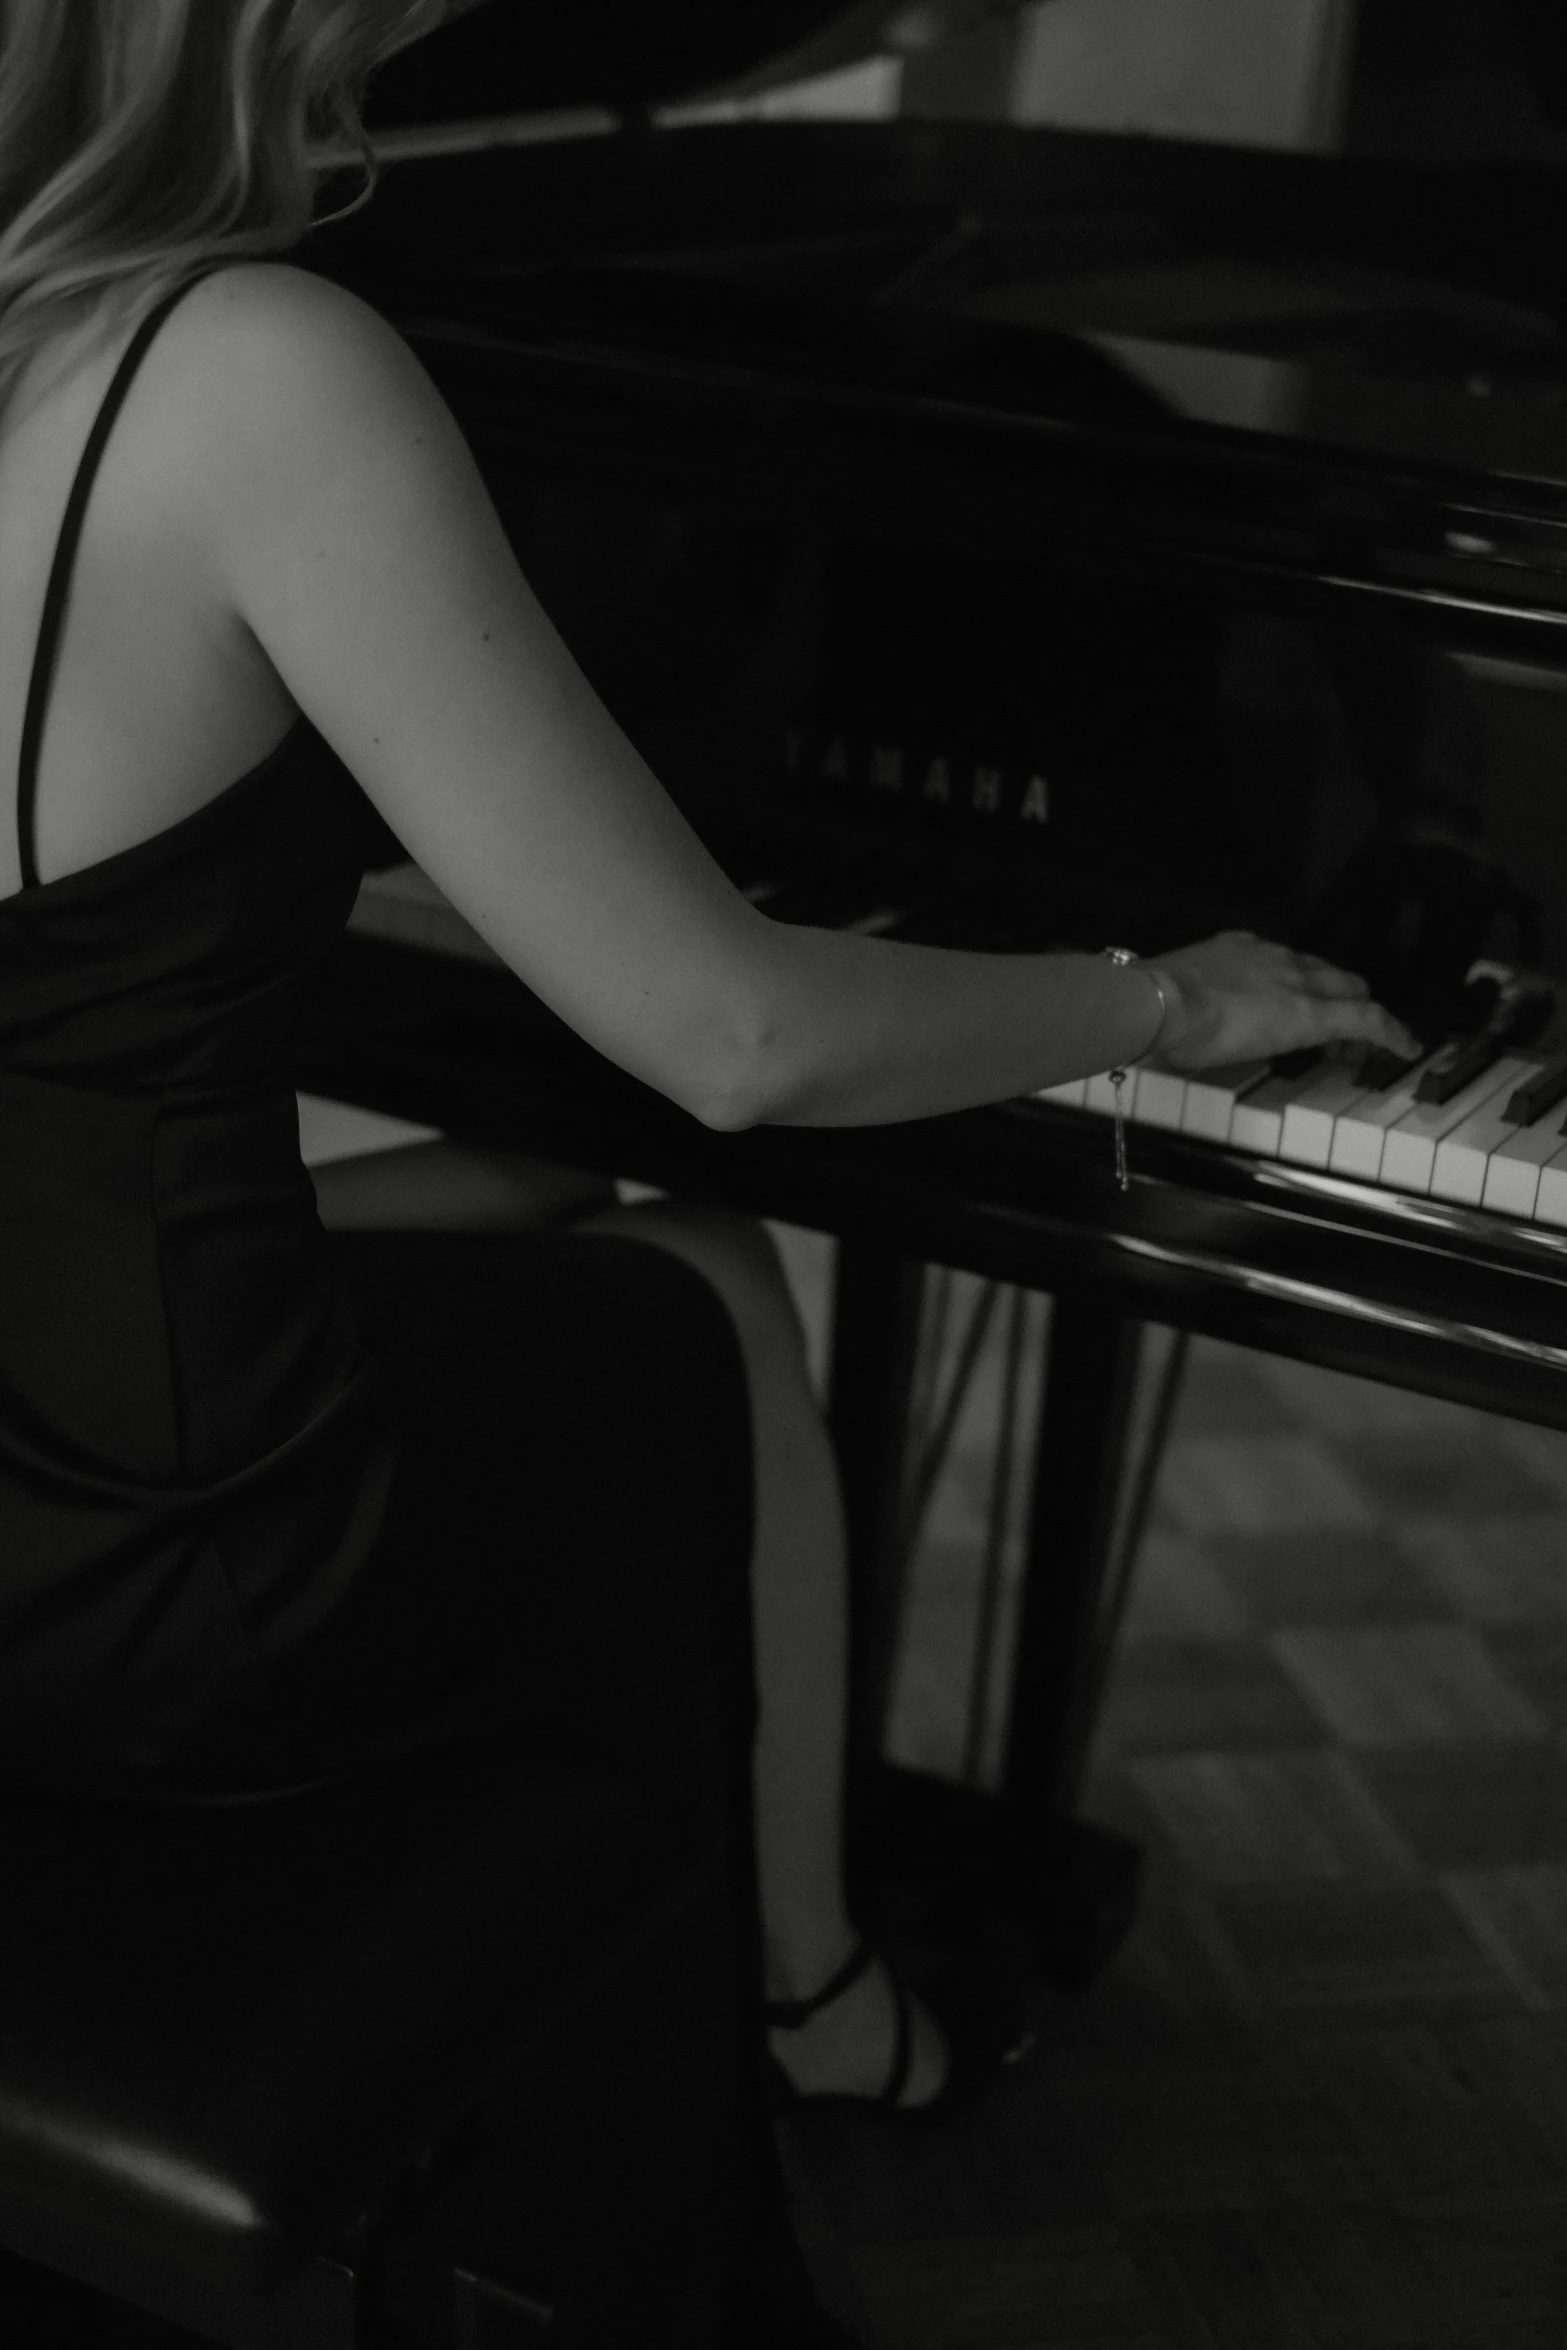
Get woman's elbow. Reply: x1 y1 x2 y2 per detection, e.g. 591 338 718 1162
653 936 833 1131
682 1046 787 1134
675 1006 809 1133
689 1084 763 1134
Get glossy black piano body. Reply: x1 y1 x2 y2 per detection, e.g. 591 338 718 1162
301 13 1567 1961
309 91 1567 1388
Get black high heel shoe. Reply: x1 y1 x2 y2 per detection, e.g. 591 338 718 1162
765 1936 1031 2123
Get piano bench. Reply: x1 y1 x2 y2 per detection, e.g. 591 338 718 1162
0 1744 714 2349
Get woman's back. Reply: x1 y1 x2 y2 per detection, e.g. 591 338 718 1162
0 260 765 1823
0 274 302 900
0 245 794 1799
0 274 397 1796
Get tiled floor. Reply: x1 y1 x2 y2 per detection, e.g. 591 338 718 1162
785 1274 1567 2348
1089 1342 1567 2031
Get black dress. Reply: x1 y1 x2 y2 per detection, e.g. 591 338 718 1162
0 279 867 2350
0 276 757 1819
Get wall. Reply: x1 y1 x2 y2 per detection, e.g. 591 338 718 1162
1010 0 1357 150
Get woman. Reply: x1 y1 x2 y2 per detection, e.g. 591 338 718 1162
0 0 1416 2336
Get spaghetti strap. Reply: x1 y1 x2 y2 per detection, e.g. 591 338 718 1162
15 272 216 892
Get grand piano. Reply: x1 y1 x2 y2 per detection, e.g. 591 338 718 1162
301 1 1567 1974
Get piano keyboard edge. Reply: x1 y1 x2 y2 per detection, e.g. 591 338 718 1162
1031 1053 1567 1237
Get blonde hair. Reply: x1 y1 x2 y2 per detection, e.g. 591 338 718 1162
0 0 444 408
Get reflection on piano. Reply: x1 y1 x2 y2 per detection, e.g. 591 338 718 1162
300 2 1567 1979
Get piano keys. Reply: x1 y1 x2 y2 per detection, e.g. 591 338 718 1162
1033 1033 1567 1221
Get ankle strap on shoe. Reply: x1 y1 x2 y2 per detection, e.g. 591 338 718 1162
765 1937 875 2031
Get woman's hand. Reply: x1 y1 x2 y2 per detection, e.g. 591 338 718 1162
1147 932 1421 1071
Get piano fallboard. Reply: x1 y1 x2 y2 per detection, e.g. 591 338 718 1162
300 932 1567 1434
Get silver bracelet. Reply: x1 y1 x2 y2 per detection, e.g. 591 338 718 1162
1101 946 1168 1192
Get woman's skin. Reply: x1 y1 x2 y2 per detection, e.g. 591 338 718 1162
0 268 1418 2104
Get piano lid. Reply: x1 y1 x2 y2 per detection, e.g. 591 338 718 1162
364 0 871 120
881 196 1567 488
330 87 1567 504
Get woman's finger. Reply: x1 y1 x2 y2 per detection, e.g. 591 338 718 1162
1291 955 1371 1000
1318 998 1421 1056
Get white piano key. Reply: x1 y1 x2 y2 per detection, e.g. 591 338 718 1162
1229 1070 1304 1158
1482 1115 1567 1219
1379 1056 1533 1196
1130 1068 1188 1130
1034 1076 1088 1108
1535 1146 1567 1227
1328 1053 1447 1180
1431 1065 1546 1205
1279 1063 1375 1169
347 860 503 965
296 1092 442 1168
1086 1068 1139 1117
1180 1061 1271 1143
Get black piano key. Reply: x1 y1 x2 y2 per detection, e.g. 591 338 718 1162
1357 1045 1424 1091
1500 986 1556 1049
1504 1054 1567 1127
1415 1034 1502 1106
1271 1047 1323 1080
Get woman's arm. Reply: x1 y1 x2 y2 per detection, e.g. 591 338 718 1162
195 268 1415 1129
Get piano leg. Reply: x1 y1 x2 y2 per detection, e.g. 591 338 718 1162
1004 1304 1187 1816
991 1304 1192 1991
830 1264 1175 1993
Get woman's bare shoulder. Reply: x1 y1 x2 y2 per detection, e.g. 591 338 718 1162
171 262 437 430
151 260 477 565
180 261 399 352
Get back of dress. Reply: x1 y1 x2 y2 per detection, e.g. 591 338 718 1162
0 280 394 1795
